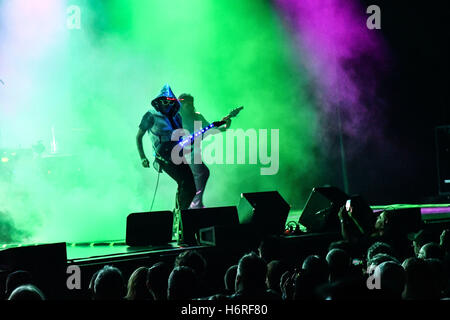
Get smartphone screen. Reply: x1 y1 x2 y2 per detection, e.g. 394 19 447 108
345 199 351 212
352 258 363 266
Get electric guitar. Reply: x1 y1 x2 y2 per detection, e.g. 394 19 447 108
178 106 244 148
152 106 243 171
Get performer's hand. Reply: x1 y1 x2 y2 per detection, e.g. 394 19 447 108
141 158 150 168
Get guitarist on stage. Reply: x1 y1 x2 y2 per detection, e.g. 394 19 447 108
178 93 232 208
136 84 197 211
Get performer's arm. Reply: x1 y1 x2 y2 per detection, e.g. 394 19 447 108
136 128 149 167
338 206 363 243
137 112 154 168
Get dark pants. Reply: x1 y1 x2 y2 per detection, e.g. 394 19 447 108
189 162 210 208
157 143 196 210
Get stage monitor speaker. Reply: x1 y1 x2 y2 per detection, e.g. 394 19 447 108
436 126 450 195
237 191 290 236
198 224 260 249
180 206 239 245
384 207 422 234
298 186 349 233
0 242 67 299
126 211 173 246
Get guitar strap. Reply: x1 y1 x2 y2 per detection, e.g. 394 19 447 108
168 116 180 130
151 114 182 172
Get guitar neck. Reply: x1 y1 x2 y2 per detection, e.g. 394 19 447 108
178 123 218 147
178 107 242 148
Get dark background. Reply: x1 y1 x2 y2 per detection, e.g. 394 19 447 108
326 0 450 204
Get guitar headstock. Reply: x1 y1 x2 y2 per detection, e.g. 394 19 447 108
224 106 243 120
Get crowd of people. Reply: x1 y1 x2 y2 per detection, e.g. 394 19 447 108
3 224 450 301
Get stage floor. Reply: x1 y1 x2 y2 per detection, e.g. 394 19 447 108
66 241 206 263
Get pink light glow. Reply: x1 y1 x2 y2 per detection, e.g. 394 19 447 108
274 0 389 139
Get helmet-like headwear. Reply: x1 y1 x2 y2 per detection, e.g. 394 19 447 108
151 84 180 116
